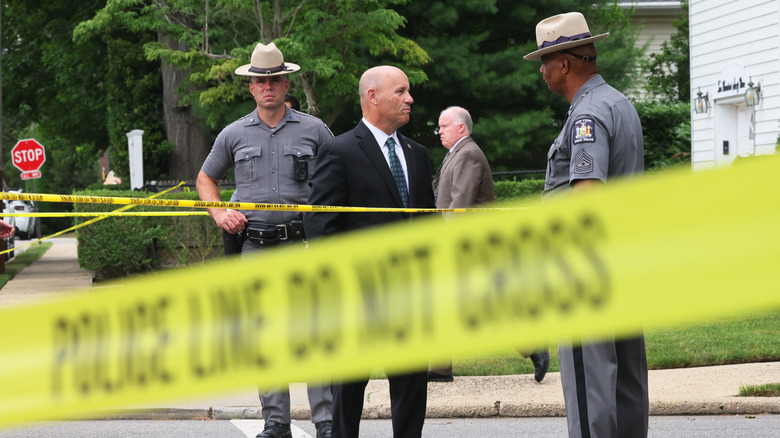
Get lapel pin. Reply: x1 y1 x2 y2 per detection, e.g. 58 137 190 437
407 143 411 149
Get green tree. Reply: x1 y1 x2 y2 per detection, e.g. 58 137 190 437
104 34 172 184
397 0 644 171
635 0 691 170
75 0 430 179
640 0 689 103
2 0 108 194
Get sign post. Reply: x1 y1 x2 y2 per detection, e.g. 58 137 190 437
11 139 46 241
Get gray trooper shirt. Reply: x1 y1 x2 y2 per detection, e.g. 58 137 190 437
201 106 334 223
543 75 644 199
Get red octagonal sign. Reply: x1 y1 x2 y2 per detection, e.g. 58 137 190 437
11 138 46 180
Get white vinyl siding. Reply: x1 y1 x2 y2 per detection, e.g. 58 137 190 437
690 0 780 170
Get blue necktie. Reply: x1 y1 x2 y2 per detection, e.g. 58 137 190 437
385 137 409 207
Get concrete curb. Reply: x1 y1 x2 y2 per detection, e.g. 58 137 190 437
102 398 780 421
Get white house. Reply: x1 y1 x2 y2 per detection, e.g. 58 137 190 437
689 0 780 170
620 1 683 56
617 1 683 100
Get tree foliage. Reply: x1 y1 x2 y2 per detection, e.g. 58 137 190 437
640 0 689 103
397 0 644 171
2 0 108 192
3 0 658 209
74 0 431 179
104 34 172 181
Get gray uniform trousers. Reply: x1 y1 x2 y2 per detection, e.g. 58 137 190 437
242 239 333 424
558 335 648 438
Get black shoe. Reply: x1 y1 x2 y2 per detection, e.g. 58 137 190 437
529 350 550 383
427 371 454 382
315 420 332 438
256 420 292 438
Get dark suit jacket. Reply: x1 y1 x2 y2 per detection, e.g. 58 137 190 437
304 120 435 238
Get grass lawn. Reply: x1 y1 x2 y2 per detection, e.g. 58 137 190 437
447 310 780 377
739 383 780 397
370 310 780 379
0 241 54 289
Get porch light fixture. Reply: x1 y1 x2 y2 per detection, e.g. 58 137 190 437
693 87 710 114
745 78 762 107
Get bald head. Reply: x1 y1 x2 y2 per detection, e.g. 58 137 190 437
359 65 414 134
359 66 403 101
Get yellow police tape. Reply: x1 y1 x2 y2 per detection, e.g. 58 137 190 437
3 211 209 217
1 157 779 428
0 192 527 213
0 183 187 256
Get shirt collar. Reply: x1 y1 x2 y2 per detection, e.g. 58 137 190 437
244 106 299 128
449 135 469 154
570 74 606 109
362 117 400 148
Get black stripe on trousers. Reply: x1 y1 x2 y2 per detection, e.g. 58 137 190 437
573 345 591 438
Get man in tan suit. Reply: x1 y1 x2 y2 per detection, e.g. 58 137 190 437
432 106 494 210
428 106 492 382
428 106 550 384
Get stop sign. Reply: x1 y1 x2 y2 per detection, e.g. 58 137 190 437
11 139 46 180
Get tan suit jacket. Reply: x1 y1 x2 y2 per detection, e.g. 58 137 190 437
432 136 494 208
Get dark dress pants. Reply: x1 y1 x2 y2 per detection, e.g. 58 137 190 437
333 371 427 438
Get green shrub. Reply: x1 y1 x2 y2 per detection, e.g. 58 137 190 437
73 189 227 280
494 179 544 203
634 101 691 170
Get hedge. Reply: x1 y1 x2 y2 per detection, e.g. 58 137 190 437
494 179 544 203
73 189 229 280
75 180 543 279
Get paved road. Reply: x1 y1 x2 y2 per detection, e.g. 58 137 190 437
0 416 777 438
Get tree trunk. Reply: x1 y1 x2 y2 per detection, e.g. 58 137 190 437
159 34 212 180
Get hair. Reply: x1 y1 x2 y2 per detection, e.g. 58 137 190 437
441 106 473 134
284 93 301 111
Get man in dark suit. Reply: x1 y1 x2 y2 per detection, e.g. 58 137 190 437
304 65 435 438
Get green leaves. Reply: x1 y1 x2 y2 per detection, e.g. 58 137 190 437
639 0 690 103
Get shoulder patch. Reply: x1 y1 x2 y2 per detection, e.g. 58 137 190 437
573 149 594 174
572 118 596 144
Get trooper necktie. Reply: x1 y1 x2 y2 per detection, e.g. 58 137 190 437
385 137 409 207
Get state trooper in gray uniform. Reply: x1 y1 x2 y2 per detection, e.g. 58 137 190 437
196 42 334 438
524 12 648 438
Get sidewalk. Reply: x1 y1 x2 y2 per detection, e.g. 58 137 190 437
1 237 778 420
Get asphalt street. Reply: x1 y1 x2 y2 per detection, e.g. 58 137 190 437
0 416 779 438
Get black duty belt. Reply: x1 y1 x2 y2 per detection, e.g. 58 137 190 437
245 220 305 246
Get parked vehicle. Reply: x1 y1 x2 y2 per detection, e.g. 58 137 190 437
0 211 15 261
3 191 38 240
